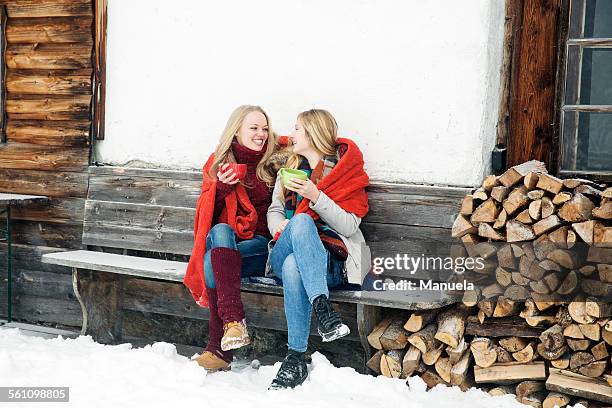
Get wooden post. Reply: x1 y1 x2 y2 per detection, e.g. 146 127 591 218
357 303 382 372
91 0 107 142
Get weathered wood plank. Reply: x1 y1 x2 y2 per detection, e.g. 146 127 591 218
7 119 89 147
0 294 82 328
0 197 85 225
0 243 71 275
121 277 360 341
85 200 194 231
7 1 93 18
6 94 91 121
0 268 74 300
88 165 202 181
0 168 88 197
9 220 83 249
6 43 92 70
6 17 93 44
0 142 88 171
546 368 612 404
92 0 106 140
465 315 543 338
6 70 92 95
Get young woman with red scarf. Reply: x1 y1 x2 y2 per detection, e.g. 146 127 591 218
184 105 278 372
266 109 371 390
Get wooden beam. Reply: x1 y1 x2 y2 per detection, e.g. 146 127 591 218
92 0 107 140
0 6 6 143
6 17 93 44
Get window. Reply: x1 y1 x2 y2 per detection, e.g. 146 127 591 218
560 0 612 181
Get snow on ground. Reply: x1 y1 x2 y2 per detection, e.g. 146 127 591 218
0 328 531 408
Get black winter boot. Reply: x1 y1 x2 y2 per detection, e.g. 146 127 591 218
312 294 350 342
268 350 308 390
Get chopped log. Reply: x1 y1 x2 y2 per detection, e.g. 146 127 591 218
581 279 612 297
542 392 571 408
546 368 612 404
473 188 488 201
497 244 517 269
579 324 600 341
516 381 545 405
452 215 478 238
496 267 512 287
446 337 468 364
529 199 542 221
575 184 603 198
512 243 526 257
546 249 579 269
504 285 529 301
407 323 439 354
548 226 569 248
466 316 542 338
593 198 612 220
552 192 572 205
594 222 612 248
494 345 513 364
525 315 557 327
558 193 594 222
534 234 557 260
401 345 421 378
404 309 438 333
543 272 561 292
450 351 471 386
460 195 475 215
603 187 612 199
478 223 505 240
421 343 444 366
499 336 529 353
585 299 612 318
493 297 520 317
540 325 566 352
482 175 500 191
503 186 529 216
541 197 555 218
499 161 546 188
380 318 409 350
434 306 469 348
512 342 537 363
516 209 533 224
551 353 570 369
462 289 480 307
556 270 578 296
599 263 612 283
566 338 591 351
539 259 562 273
528 190 545 200
536 173 564 194
578 264 596 276
572 220 594 245
491 186 510 203
569 352 595 371
522 258 546 281
493 209 508 229
563 178 605 190
474 361 546 384
563 324 585 339
507 220 536 242
434 356 452 383
512 272 532 286
533 214 562 236
537 342 568 360
471 337 497 368
420 368 449 389
481 283 504 299
366 350 384 374
578 361 607 378
367 317 392 350
380 349 405 378
523 172 540 190
520 300 538 318
566 230 577 249
488 385 516 396
587 247 612 263
590 341 608 361
471 199 500 224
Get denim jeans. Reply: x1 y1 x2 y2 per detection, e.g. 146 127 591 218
203 223 269 288
270 213 345 352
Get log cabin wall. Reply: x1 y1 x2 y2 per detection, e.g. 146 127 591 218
0 0 93 327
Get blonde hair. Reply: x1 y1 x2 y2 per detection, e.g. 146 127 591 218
281 109 338 196
209 105 278 187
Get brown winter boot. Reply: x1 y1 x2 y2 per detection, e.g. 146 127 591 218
210 247 251 351
194 351 231 372
220 319 251 351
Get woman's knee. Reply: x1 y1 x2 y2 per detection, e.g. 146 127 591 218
288 213 316 238
207 223 235 248
281 254 301 289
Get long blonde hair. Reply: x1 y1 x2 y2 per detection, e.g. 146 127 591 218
281 109 338 196
209 105 277 187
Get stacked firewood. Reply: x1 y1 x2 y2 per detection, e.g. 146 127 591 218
367 303 612 407
367 162 612 406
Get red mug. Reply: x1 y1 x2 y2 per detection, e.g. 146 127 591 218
226 163 247 180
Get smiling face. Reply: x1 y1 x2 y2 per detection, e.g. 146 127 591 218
290 118 313 155
235 111 269 151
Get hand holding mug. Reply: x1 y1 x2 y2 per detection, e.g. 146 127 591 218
285 178 321 203
217 163 240 185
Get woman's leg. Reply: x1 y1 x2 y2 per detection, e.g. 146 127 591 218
237 235 269 277
280 254 312 352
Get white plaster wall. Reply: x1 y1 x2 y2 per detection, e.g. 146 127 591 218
96 0 506 187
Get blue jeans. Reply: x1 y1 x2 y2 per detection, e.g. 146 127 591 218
204 223 269 288
270 213 345 352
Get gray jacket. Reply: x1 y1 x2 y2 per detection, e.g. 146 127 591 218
266 174 371 284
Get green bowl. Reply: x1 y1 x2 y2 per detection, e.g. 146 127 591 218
279 168 308 186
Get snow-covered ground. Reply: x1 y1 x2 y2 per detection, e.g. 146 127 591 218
0 328 531 408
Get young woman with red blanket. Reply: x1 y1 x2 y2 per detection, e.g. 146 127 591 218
183 105 278 372
266 109 371 390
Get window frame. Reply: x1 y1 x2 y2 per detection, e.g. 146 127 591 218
558 0 612 182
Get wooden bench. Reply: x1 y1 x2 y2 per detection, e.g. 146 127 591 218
41 165 470 367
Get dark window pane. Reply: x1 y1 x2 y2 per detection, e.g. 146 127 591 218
562 111 612 171
570 0 612 38
565 47 612 105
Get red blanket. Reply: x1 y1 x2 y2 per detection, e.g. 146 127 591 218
295 137 369 221
183 154 258 308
